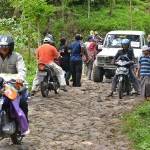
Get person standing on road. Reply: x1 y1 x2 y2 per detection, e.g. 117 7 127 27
69 34 83 87
59 37 71 85
137 46 150 100
84 36 97 80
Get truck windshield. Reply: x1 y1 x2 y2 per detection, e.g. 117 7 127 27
104 34 141 49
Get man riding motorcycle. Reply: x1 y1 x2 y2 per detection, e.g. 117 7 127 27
108 38 140 96
0 35 29 135
31 35 67 95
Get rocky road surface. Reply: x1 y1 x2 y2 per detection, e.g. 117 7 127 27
0 78 143 150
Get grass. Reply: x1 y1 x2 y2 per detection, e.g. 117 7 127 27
123 100 150 150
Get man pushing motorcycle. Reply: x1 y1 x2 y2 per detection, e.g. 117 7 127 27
31 35 67 95
108 38 140 96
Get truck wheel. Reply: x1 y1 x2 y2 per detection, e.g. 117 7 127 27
92 66 104 82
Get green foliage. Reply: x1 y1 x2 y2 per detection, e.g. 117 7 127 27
123 101 150 150
23 52 36 89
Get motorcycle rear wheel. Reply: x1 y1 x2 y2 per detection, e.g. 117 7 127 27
40 77 49 97
53 77 60 94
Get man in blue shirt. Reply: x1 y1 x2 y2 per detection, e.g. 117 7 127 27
69 34 83 87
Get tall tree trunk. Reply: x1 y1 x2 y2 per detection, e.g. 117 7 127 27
88 0 90 18
109 0 113 16
129 0 133 30
37 19 41 46
62 0 65 22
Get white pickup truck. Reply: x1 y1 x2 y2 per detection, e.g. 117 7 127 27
92 30 146 82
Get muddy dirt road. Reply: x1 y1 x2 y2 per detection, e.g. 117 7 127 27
0 78 142 150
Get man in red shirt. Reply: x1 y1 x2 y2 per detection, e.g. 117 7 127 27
31 36 67 95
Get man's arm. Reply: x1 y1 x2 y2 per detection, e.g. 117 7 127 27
131 49 136 61
53 47 60 59
112 50 120 64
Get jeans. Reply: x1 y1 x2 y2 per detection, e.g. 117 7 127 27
70 61 82 87
86 60 94 80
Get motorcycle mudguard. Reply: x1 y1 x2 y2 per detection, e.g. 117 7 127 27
10 96 28 135
118 76 123 82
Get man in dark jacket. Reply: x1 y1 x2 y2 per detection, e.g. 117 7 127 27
69 34 83 87
59 37 70 85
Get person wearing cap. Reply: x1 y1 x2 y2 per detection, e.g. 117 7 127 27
137 46 150 99
31 36 67 95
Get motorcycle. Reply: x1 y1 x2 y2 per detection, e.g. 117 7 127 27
38 64 60 97
0 77 29 144
115 56 133 99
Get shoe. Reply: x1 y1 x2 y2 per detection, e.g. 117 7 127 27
107 92 113 97
30 90 36 96
22 128 30 136
60 86 67 92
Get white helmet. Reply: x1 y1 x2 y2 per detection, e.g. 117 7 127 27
43 35 54 44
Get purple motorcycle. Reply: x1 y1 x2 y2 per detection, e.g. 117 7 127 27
0 77 29 144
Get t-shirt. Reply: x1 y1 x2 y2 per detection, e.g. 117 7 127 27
86 42 96 61
69 41 82 62
139 56 150 77
36 44 59 64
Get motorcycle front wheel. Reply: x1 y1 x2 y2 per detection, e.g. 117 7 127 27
40 77 49 97
118 80 123 99
11 132 23 145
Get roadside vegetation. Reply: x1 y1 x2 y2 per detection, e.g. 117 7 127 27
123 101 150 150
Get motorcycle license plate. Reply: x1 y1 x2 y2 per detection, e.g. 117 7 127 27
38 72 47 76
119 67 127 71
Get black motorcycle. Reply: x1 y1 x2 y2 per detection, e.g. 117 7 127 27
115 56 133 99
38 64 60 97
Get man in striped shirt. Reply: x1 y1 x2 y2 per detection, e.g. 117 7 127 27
138 46 150 99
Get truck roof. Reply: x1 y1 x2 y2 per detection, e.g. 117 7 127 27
107 30 145 35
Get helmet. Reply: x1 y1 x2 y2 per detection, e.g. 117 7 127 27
43 36 54 44
0 35 14 51
121 39 130 47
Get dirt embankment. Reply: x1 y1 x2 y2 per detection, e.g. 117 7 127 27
0 79 142 150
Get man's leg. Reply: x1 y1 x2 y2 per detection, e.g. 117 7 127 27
20 98 28 122
87 60 93 80
129 69 140 93
49 62 67 91
108 75 117 96
70 61 76 86
75 61 82 87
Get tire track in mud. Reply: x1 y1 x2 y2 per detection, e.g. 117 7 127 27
0 79 142 150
